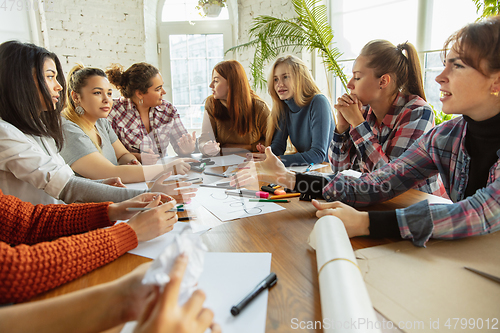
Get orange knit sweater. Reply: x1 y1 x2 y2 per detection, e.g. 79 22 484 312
0 190 138 304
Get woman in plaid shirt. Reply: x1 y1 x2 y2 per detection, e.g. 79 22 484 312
233 17 500 247
330 40 444 196
107 63 196 163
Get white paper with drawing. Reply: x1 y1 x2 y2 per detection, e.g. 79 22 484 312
188 186 285 222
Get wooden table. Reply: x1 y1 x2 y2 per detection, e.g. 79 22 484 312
31 183 450 333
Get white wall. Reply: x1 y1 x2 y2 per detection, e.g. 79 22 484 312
0 8 33 44
1 0 298 93
43 0 146 73
236 0 296 99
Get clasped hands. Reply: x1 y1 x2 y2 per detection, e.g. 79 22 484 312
334 93 365 134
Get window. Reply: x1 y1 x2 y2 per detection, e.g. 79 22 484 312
159 0 231 134
169 34 224 129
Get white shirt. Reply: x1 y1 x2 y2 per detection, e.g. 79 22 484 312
0 119 74 205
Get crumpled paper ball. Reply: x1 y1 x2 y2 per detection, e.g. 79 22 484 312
142 225 207 304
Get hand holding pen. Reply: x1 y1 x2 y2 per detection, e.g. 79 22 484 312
150 172 198 203
126 194 179 242
135 147 160 165
108 193 178 241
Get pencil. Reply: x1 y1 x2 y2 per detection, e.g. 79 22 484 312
178 217 192 221
270 193 301 199
248 199 290 203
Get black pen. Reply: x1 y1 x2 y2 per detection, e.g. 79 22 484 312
231 272 277 316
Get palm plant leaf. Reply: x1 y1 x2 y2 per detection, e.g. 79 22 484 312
226 0 348 91
472 0 500 20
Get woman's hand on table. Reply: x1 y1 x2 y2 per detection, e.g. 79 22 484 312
201 140 220 156
141 148 161 165
232 147 295 189
245 152 266 162
163 158 198 175
151 173 198 203
245 143 268 162
108 192 173 221
101 176 127 188
177 132 197 155
312 200 370 238
133 254 221 333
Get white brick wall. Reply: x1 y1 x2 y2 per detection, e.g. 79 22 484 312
42 0 297 92
236 0 297 100
44 0 146 74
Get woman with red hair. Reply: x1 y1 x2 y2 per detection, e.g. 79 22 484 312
198 60 270 156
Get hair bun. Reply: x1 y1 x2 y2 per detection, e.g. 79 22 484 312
105 64 127 90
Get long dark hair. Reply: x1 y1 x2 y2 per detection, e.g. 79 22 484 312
0 41 66 149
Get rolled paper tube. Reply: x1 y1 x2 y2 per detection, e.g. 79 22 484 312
308 216 381 333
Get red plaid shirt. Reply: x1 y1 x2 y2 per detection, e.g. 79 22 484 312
328 93 446 196
107 97 188 156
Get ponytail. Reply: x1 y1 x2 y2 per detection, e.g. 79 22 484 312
360 40 426 101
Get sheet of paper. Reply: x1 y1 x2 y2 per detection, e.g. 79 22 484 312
340 169 363 178
188 186 285 222
125 182 148 191
120 252 271 333
355 232 500 332
199 252 271 332
287 163 326 173
208 154 246 167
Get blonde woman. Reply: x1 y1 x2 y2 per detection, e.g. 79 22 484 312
251 55 335 167
60 65 197 201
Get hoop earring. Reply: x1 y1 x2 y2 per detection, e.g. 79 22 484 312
75 105 85 115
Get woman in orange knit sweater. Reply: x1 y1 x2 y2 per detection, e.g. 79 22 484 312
0 189 177 304
0 255 220 333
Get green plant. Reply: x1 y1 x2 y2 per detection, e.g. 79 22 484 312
472 0 500 20
226 0 347 92
195 0 226 10
429 104 457 125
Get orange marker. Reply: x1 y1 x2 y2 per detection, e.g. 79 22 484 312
270 193 301 199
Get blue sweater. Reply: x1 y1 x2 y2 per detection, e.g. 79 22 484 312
270 94 335 166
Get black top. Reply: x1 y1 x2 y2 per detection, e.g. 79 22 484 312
463 113 500 197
